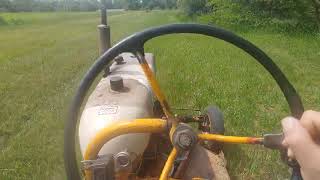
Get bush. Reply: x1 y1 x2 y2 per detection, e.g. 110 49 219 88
197 0 318 33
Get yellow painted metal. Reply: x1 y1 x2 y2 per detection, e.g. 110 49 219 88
82 117 264 180
140 62 173 118
84 119 167 180
139 59 181 144
159 147 178 180
198 134 263 144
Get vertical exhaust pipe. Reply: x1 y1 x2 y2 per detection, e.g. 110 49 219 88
98 0 111 55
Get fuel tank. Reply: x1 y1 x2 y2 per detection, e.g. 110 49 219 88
79 53 156 163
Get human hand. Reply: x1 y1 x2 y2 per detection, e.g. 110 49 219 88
282 110 320 180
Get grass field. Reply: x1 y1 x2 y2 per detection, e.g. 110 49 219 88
0 10 319 179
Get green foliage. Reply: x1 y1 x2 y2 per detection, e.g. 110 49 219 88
0 0 12 12
0 0 177 12
129 0 177 10
10 0 34 12
178 0 211 16
0 14 27 26
0 0 103 12
113 0 129 9
240 0 318 28
127 0 141 10
177 0 320 32
197 0 319 33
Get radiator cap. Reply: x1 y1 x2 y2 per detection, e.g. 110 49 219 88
110 76 124 91
115 56 125 65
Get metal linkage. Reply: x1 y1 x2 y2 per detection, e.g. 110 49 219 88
83 119 167 180
82 155 115 180
159 148 178 180
135 52 173 119
198 134 263 145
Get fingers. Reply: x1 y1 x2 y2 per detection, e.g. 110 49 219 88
281 117 319 166
300 110 320 141
282 116 320 180
282 111 320 180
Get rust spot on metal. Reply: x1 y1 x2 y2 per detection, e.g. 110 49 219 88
247 137 264 144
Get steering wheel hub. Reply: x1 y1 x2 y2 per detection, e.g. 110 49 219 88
172 124 198 151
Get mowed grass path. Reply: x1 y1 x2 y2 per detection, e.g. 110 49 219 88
1 11 319 179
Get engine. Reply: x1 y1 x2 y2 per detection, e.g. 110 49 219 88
79 52 156 172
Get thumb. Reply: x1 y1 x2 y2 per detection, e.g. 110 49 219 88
281 117 319 167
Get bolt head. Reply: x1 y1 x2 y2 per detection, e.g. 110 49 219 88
114 151 130 168
173 124 198 151
179 132 192 147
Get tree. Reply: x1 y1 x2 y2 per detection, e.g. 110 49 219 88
79 0 99 11
0 0 12 12
113 0 128 9
0 0 175 12
167 0 177 9
179 0 208 16
311 0 320 28
11 0 35 12
127 0 141 9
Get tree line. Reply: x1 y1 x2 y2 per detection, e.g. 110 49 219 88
1 0 319 31
180 0 320 31
0 0 177 12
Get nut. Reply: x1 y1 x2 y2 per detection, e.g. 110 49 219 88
114 151 131 168
172 124 198 151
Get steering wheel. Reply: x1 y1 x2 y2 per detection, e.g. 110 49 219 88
64 23 304 180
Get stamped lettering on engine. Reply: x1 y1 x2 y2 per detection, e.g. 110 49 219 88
98 105 118 115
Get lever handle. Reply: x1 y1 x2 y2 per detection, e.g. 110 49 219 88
263 133 284 149
263 133 303 180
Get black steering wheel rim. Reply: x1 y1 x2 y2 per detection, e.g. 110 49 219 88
64 23 304 180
